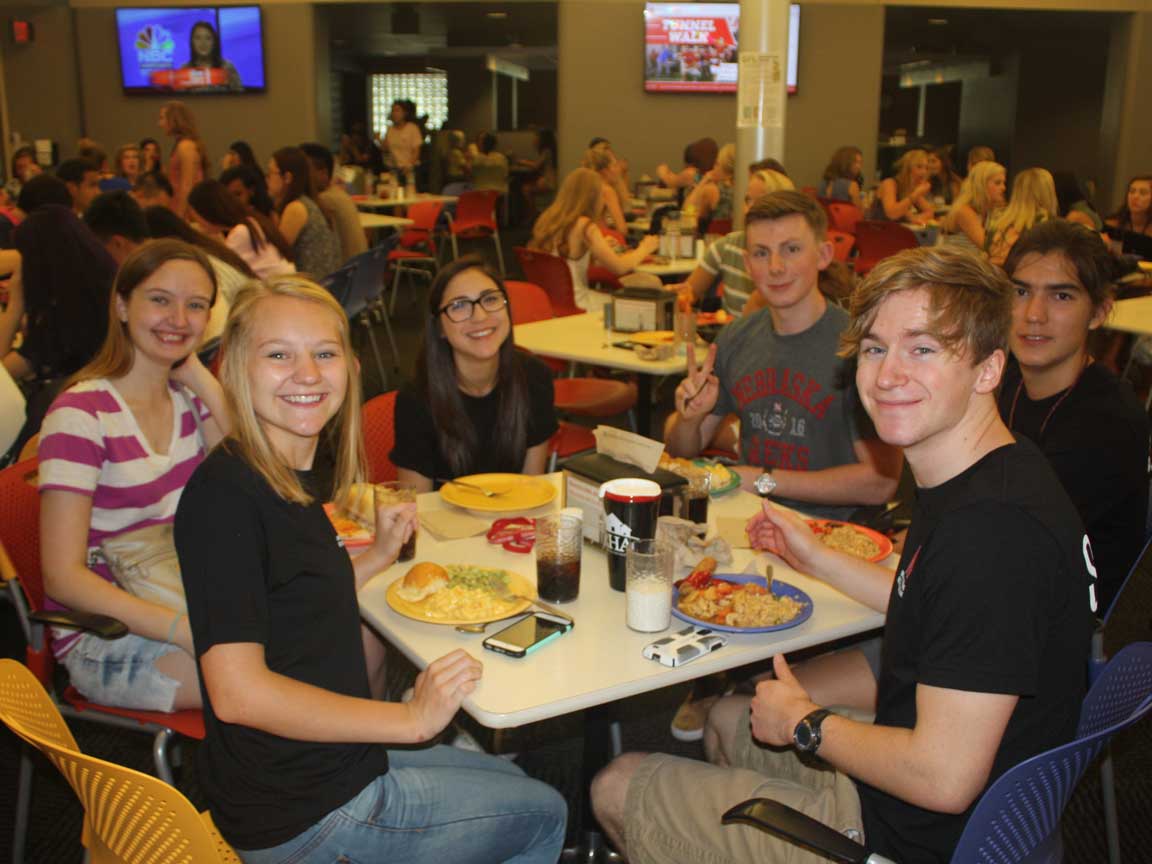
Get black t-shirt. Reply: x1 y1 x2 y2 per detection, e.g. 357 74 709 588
998 359 1150 612
391 353 559 484
174 446 388 851
857 441 1093 862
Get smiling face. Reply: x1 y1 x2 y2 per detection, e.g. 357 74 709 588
191 25 215 61
743 214 832 318
246 294 348 466
1128 180 1152 217
116 259 214 370
856 289 1002 459
120 148 140 177
1009 251 1107 391
926 153 942 177
437 268 510 369
986 170 1007 207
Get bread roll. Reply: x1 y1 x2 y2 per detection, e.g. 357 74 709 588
396 562 448 602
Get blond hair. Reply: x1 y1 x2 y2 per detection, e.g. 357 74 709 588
988 168 1058 251
219 276 365 506
582 147 614 174
839 246 1012 364
892 149 928 199
162 100 210 174
944 161 1006 233
529 167 603 257
714 143 736 177
751 169 794 195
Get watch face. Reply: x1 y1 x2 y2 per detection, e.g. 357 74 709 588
794 722 813 750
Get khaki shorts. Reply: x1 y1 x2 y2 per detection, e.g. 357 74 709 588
624 708 863 864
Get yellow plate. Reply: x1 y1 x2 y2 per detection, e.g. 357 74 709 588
628 330 676 346
385 569 535 625
439 473 556 513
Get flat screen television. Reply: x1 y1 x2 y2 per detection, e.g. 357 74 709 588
644 2 799 94
115 6 266 94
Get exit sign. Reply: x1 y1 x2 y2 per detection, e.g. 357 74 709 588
11 20 33 44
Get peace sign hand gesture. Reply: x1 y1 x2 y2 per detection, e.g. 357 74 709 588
675 342 720 421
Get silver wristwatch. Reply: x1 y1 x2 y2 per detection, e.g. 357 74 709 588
754 470 777 497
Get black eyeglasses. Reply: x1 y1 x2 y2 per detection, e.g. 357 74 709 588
437 290 508 323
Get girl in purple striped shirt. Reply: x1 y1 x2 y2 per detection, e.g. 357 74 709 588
37 239 231 712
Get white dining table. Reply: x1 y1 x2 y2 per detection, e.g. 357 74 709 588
358 212 414 231
513 302 688 436
357 474 889 730
352 193 459 211
636 257 699 278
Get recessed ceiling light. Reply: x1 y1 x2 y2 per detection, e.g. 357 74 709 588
928 18 948 26
487 11 508 19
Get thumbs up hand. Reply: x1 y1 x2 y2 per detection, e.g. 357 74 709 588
749 654 819 747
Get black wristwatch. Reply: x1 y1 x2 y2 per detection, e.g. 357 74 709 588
793 708 833 754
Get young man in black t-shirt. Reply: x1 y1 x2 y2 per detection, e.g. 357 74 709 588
591 247 1094 864
999 220 1150 612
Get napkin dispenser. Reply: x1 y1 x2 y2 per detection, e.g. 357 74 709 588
612 288 675 333
563 452 687 542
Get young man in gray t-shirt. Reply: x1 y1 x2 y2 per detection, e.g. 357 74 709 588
666 191 901 520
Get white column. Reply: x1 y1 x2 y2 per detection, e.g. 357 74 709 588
735 0 790 227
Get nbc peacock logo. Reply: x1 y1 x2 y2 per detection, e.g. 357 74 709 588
134 24 175 70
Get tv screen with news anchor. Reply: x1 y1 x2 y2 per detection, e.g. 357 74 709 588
115 6 266 94
644 2 799 94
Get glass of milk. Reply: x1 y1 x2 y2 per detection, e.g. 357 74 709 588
625 538 673 632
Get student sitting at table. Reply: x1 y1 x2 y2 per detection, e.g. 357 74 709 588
527 168 660 310
219 164 276 218
189 179 295 280
665 190 902 520
685 143 736 231
927 145 963 204
1000 220 1150 610
593 246 1093 864
582 146 630 232
820 145 864 209
669 168 794 316
174 274 566 862
967 144 996 172
871 149 934 224
1105 174 1152 239
656 137 719 192
267 146 342 280
986 167 1059 266
941 160 1006 253
38 240 229 712
391 257 559 492
300 141 368 263
1052 170 1104 233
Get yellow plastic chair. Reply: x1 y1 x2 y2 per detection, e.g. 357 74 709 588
0 659 240 864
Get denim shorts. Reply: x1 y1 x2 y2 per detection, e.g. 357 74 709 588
61 632 184 712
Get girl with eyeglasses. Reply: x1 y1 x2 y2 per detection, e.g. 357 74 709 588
391 256 558 492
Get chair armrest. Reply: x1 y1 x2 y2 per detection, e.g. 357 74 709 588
29 609 129 639
721 798 882 864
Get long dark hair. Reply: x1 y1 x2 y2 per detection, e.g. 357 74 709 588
1111 175 1152 230
219 164 274 217
189 21 223 67
228 140 259 170
418 256 529 477
14 205 117 378
271 146 315 212
188 178 293 261
142 205 257 280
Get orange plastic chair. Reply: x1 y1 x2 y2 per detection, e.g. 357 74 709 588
362 391 399 483
706 219 732 236
502 279 638 423
513 247 583 317
388 200 444 313
0 659 240 864
828 230 856 263
825 202 862 235
852 220 920 276
0 458 205 864
448 189 505 275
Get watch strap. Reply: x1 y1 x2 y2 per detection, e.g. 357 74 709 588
794 708 833 754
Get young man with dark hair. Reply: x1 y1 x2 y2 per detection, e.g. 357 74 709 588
17 174 72 215
592 246 1094 864
1000 219 1150 610
84 190 149 262
299 141 366 262
131 172 174 211
56 157 101 214
666 190 901 520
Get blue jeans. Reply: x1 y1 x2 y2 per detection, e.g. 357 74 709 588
237 745 568 864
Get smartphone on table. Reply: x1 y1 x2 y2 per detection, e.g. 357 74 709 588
482 612 573 658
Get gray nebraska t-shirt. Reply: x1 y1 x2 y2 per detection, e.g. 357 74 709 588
712 301 874 519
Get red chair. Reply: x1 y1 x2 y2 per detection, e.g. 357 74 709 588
448 189 505 275
852 220 920 276
826 201 863 235
514 247 584 317
502 279 638 425
0 458 205 864
388 200 444 313
706 219 732 236
362 392 399 483
587 266 623 292
828 230 855 263
547 421 598 471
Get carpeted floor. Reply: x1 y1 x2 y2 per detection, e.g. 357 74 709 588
2 222 1151 862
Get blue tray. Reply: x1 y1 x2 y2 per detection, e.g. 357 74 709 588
672 572 813 634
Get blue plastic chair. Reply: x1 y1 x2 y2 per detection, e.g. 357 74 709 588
321 240 401 385
721 642 1152 864
1087 534 1152 864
